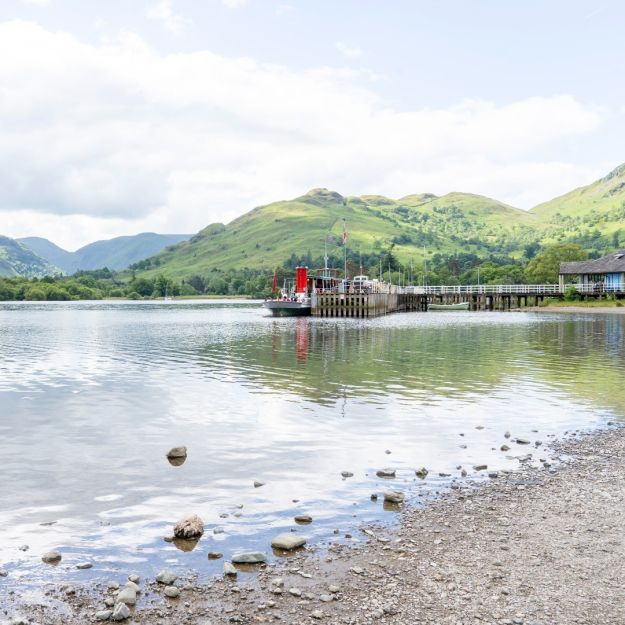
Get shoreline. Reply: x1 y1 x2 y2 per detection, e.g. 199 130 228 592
5 425 625 624
523 305 625 314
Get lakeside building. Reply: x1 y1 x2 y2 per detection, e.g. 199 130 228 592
559 251 625 294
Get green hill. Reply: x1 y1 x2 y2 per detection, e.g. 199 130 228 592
134 189 539 281
18 232 192 274
0 236 60 277
530 163 625 251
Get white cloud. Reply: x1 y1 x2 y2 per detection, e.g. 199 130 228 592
0 21 608 248
146 0 189 34
20 0 50 5
335 41 363 60
222 0 248 8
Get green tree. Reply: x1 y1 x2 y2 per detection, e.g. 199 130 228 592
132 278 154 297
525 243 587 283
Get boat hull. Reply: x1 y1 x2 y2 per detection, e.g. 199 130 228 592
428 302 469 311
263 300 311 317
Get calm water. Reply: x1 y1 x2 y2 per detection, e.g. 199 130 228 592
1 300 624 593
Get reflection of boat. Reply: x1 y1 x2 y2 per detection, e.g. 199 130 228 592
428 302 469 311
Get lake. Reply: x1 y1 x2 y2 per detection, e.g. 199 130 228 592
1 300 624 593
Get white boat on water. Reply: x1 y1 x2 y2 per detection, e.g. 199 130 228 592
428 302 469 311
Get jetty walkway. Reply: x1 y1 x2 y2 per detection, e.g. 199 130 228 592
311 282 625 318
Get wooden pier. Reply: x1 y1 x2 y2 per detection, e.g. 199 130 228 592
311 292 426 318
310 284 571 318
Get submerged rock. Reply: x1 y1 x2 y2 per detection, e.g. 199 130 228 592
294 514 313 524
231 551 267 564
41 551 62 564
383 490 405 504
76 562 93 570
173 514 204 539
207 551 223 560
271 533 307 551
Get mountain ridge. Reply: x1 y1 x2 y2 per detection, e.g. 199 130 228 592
17 232 193 274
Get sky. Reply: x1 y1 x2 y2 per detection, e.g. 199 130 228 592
0 0 624 250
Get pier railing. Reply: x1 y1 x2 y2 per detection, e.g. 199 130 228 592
411 283 625 295
317 283 625 297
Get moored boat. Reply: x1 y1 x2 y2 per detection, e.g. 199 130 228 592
263 266 312 317
428 302 469 311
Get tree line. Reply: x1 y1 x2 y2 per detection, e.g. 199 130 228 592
0 243 589 301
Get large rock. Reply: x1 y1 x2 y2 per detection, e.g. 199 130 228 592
376 468 396 478
173 514 204 539
156 569 178 585
224 562 237 576
231 551 267 564
115 587 137 606
111 602 131 621
41 551 62 564
383 490 405 504
271 533 307 551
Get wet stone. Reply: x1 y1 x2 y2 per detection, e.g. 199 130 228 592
174 514 204 539
166 446 187 458
156 570 178 585
115 586 137 606
164 586 180 598
41 551 62 564
224 562 237 576
271 533 307 550
383 490 405 504
111 602 130 621
231 551 267 564
294 514 313 524
95 610 112 621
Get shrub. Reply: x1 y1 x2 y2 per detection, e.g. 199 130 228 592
564 285 579 301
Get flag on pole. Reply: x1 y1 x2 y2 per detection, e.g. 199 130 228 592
342 220 347 245
271 269 277 293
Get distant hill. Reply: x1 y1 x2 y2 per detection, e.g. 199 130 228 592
18 232 193 274
530 163 625 250
134 189 539 280
0 236 60 277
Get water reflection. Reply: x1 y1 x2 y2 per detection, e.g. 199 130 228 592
0 301 623 594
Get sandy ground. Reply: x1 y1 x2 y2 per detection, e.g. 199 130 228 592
4 426 625 625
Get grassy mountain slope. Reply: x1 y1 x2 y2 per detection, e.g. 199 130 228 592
0 236 60 277
531 163 625 250
135 188 539 280
17 237 77 273
18 232 193 273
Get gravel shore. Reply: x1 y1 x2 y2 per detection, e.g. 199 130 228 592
4 426 625 625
